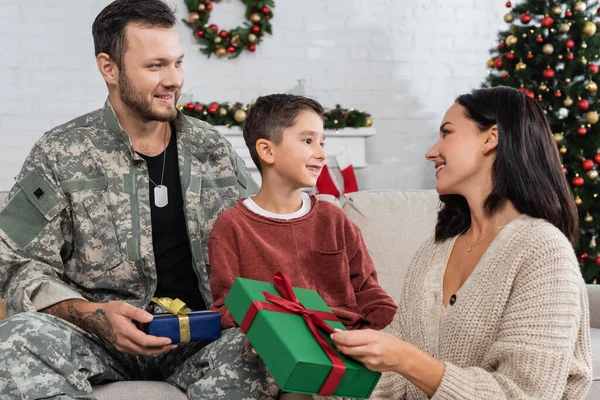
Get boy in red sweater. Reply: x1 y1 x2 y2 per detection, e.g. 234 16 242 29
209 94 396 333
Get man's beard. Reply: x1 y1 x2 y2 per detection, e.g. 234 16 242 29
118 72 178 122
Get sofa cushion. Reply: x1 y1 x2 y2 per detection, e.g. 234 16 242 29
94 381 187 400
341 189 439 304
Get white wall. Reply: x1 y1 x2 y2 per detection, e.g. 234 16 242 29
0 0 506 192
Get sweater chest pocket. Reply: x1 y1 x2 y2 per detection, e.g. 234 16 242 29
68 190 123 284
312 248 356 307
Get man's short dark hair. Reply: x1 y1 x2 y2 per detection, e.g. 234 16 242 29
92 0 176 70
243 94 324 173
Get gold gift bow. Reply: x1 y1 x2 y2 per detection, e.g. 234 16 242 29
151 297 192 343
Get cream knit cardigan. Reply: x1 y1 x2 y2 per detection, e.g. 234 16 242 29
372 214 592 400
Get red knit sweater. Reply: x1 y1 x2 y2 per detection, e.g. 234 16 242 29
208 196 397 330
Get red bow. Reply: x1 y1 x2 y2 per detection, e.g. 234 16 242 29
240 272 346 396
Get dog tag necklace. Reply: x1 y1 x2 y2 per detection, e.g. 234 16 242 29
148 124 169 208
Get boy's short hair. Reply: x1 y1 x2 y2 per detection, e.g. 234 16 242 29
243 94 324 172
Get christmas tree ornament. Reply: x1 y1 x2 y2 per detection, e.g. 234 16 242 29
586 111 599 124
552 4 563 15
501 72 508 79
589 170 599 179
554 133 565 142
582 41 588 49
198 3 206 11
506 1 512 7
226 46 236 54
579 99 590 110
564 96 574 107
560 23 570 33
590 64 599 74
566 9 573 17
217 107 227 117
581 252 589 260
596 255 600 265
494 58 503 68
195 29 205 37
592 235 598 249
233 109 247 123
543 67 555 79
209 24 218 32
567 53 575 60
566 39 575 49
573 176 585 186
540 82 548 90
574 1 587 12
248 44 257 52
576 196 583 205
219 30 229 39
560 146 568 154
586 80 598 93
506 51 515 61
215 47 227 57
231 35 241 47
214 37 222 44
555 90 562 97
249 13 261 23
506 35 518 46
520 13 532 24
583 21 597 36
185 102 195 111
194 103 204 112
206 2 213 11
248 33 257 43
583 159 595 171
188 12 200 23
578 126 588 135
504 13 514 23
582 56 589 64
595 153 600 164
541 16 554 27
536 35 544 43
516 60 527 70
251 25 261 34
526 51 534 59
543 43 554 54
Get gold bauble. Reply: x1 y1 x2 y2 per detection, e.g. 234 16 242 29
198 4 206 11
365 116 373 127
560 146 567 154
231 35 241 47
248 33 258 43
582 41 588 49
233 109 247 123
582 56 589 64
516 61 527 70
188 11 200 23
566 78 572 83
249 13 261 23
564 96 574 107
218 107 227 117
177 104 184 111
574 1 586 12
542 43 554 55
487 58 495 68
215 48 227 57
552 4 563 15
506 35 518 46
589 170 599 180
586 111 599 124
583 21 597 36
504 13 514 23
560 23 570 33
586 214 595 223
553 133 565 142
586 80 598 93
575 196 583 205
539 82 548 91
214 37 222 44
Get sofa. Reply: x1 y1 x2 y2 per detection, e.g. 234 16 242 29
0 189 598 399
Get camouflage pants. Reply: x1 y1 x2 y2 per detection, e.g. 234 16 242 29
0 312 279 400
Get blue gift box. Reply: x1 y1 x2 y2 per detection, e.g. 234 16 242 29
143 311 221 343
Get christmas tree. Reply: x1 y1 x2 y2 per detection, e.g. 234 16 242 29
485 0 600 284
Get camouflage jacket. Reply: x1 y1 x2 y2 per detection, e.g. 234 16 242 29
0 101 258 315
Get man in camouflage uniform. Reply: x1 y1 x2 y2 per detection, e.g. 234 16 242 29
0 1 281 399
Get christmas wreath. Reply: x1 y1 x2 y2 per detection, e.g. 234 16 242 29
183 0 274 58
178 102 373 129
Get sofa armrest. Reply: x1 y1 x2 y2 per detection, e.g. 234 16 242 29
587 284 600 329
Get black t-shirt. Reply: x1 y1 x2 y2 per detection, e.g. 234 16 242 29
137 128 206 311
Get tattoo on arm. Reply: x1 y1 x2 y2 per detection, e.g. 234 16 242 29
41 300 117 343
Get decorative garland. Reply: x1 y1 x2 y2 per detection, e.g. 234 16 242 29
183 0 274 58
177 102 373 129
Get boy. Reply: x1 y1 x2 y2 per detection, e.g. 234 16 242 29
209 94 397 332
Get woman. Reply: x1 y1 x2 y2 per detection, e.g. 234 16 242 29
332 86 592 399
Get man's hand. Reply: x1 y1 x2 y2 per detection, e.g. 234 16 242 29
41 299 177 356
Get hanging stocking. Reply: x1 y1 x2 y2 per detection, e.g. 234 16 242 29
336 148 359 194
316 164 340 197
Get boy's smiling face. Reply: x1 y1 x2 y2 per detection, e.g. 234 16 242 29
271 110 327 189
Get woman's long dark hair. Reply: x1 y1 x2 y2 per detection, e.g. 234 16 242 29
435 86 579 245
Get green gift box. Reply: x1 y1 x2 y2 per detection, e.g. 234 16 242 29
224 273 381 398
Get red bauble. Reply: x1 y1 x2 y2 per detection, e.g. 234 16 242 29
579 99 590 110
598 7 600 15
506 1 512 7
185 102 195 110
209 101 220 109
520 13 532 24
538 95 543 102
494 58 503 69
536 35 543 43
194 104 203 112
566 39 575 48
248 44 256 52
566 10 573 17
226 46 235 53
567 53 575 60
501 72 508 79
583 159 595 171
527 52 534 59
498 41 506 50
562 167 568 174
555 90 562 97
208 24 218 32
541 16 554 27
594 153 600 164
581 253 589 261
251 25 261 34
262 6 270 15
207 106 217 115
596 256 600 265
219 30 228 38
572 176 585 186
542 67 555 79
506 52 515 61
578 127 588 135
526 90 535 99
206 2 213 10
519 86 527 92
590 64 599 75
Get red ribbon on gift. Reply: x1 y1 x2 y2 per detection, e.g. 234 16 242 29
240 272 346 396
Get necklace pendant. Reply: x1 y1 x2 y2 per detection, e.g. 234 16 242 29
154 185 168 208
467 246 472 252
